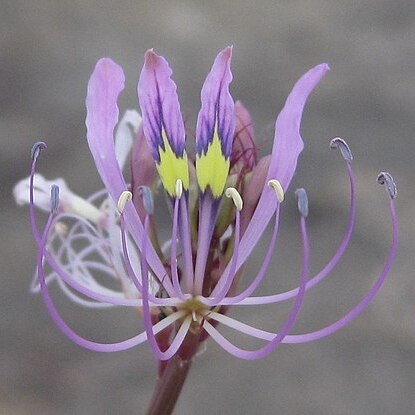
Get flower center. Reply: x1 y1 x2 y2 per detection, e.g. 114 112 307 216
178 296 208 331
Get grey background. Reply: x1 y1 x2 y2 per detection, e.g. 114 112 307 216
1 1 415 414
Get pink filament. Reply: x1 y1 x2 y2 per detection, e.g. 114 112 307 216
228 162 356 306
204 209 241 306
170 195 185 299
206 198 397 345
119 216 179 306
141 215 190 360
203 215 310 360
212 205 280 306
179 195 194 292
36 213 181 352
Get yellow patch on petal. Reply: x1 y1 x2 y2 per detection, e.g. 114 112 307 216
196 130 230 198
157 131 189 197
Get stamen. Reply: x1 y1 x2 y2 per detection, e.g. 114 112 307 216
283 190 398 344
225 187 243 210
175 179 183 199
295 188 309 218
137 185 154 214
117 191 132 213
330 137 353 163
267 179 284 202
141 214 190 360
211 204 281 306
170 194 185 299
38 212 177 307
178 196 195 292
50 185 60 214
203 207 310 359
233 143 357 306
54 221 68 236
30 141 47 161
36 210 183 352
119 215 175 305
377 172 397 199
206 208 241 304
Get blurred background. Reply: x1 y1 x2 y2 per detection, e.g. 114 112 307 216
1 1 414 414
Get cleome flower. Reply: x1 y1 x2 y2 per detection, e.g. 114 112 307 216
18 47 398 362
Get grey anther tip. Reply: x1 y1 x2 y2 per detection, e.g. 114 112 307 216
330 137 353 163
31 141 47 161
377 172 397 199
295 188 309 218
50 184 60 214
137 186 154 215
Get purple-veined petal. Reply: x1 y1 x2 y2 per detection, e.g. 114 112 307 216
195 47 235 197
196 47 235 157
138 50 189 196
138 50 186 160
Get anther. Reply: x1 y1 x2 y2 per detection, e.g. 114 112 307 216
330 137 353 163
377 172 397 199
295 188 309 218
117 191 133 213
54 222 68 236
268 179 285 202
175 179 183 199
225 187 243 211
137 186 154 215
50 184 60 214
31 141 47 161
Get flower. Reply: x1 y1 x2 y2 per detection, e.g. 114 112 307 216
18 47 398 361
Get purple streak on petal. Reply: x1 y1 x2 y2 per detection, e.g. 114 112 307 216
230 160 355 306
284 199 398 344
37 214 181 352
203 216 309 359
205 209 241 305
220 64 329 283
138 50 185 160
196 47 235 157
140 215 190 360
213 206 280 306
85 58 173 295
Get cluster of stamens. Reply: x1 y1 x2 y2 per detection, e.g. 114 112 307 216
26 130 398 361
